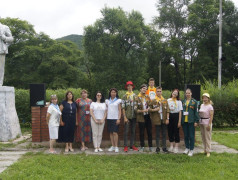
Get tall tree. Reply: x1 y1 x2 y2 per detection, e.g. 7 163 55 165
154 0 189 89
83 7 149 94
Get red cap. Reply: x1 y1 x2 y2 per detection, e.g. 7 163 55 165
125 81 135 89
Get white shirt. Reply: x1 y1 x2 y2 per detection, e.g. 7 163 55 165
167 98 183 113
90 102 107 120
105 98 122 120
47 105 61 127
159 103 163 119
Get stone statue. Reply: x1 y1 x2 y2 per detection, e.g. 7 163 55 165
0 19 21 141
0 20 14 86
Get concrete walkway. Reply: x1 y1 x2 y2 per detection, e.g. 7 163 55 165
0 134 31 174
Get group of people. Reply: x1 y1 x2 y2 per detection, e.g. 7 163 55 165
46 78 214 157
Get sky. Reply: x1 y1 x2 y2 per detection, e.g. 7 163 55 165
1 0 238 39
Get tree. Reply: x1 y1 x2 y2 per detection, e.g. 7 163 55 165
154 0 189 89
0 18 86 89
83 7 149 94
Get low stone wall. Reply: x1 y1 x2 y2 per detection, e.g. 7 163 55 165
32 106 184 142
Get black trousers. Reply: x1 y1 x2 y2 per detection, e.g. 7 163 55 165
155 123 167 149
138 114 152 147
168 113 180 143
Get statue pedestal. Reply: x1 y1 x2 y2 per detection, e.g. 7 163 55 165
0 86 21 141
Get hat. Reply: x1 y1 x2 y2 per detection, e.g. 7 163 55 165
125 81 135 89
202 93 210 98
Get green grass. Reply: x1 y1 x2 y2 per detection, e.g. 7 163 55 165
0 153 238 179
212 127 238 131
213 132 238 150
0 143 15 151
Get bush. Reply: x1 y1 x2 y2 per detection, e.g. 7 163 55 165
201 79 238 127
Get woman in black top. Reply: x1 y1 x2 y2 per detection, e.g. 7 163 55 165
58 91 78 152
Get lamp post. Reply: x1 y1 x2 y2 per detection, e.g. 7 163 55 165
218 0 222 89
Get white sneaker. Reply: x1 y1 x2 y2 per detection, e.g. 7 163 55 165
139 147 144 152
188 150 194 157
168 146 173 152
98 148 103 152
94 149 99 153
183 148 189 154
108 146 115 152
173 147 178 153
115 147 119 153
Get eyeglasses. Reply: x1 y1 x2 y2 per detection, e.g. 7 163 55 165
157 91 162 92
97 95 102 97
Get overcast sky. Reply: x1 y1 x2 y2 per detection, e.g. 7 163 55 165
1 0 238 39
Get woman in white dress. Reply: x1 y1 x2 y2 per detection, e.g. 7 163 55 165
46 95 61 153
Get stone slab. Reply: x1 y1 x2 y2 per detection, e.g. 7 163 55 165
0 86 21 141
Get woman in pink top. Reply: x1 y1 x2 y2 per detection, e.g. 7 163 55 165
199 93 214 157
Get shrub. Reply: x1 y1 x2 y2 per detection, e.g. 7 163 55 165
201 79 238 127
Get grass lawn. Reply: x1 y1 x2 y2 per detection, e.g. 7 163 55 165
213 132 238 150
0 153 238 179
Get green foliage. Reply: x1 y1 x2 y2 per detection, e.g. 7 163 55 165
15 89 30 124
1 153 238 179
83 7 149 95
56 34 84 50
201 79 238 126
0 18 87 89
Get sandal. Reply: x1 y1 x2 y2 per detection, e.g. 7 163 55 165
49 150 56 154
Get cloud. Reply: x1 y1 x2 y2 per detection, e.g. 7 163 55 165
2 0 238 39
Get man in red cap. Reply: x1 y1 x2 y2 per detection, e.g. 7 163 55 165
121 81 138 152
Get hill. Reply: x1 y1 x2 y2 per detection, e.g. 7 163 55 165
56 34 83 50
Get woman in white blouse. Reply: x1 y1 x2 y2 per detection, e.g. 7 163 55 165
90 91 107 153
167 89 183 153
46 95 61 153
105 88 122 153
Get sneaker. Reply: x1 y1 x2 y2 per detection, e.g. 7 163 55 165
173 147 178 153
188 150 193 157
149 147 153 152
94 149 99 153
108 146 115 152
156 147 160 153
115 147 119 153
139 147 144 152
183 148 189 154
168 146 173 152
206 153 210 157
124 146 128 152
162 148 169 153
131 145 139 151
98 148 103 152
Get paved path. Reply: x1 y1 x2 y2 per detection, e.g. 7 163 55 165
0 134 31 174
0 151 28 173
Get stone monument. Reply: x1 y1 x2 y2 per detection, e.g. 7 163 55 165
0 20 21 141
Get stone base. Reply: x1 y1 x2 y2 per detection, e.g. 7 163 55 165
0 86 21 141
